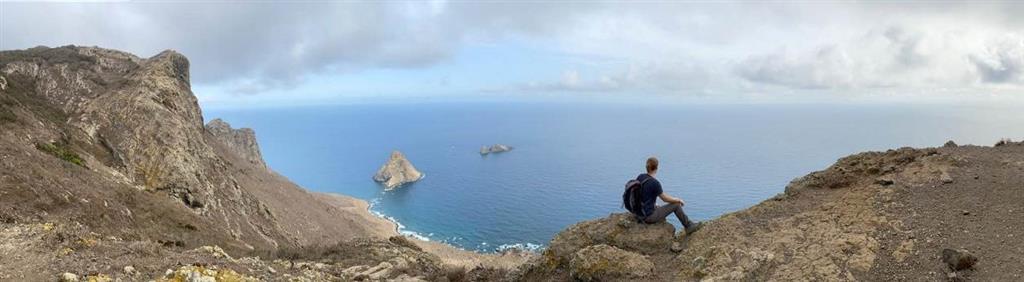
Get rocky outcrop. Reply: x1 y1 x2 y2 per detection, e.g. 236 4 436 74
205 118 267 169
568 244 654 281
544 213 673 265
520 144 1024 281
480 144 512 155
373 151 423 190
515 212 673 281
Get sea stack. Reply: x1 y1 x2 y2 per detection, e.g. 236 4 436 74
480 144 513 155
373 150 423 190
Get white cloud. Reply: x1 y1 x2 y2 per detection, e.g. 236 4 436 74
3 1 1023 99
969 35 1024 84
735 25 1024 92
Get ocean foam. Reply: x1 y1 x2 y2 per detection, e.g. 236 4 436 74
368 197 545 253
367 197 432 242
495 242 545 253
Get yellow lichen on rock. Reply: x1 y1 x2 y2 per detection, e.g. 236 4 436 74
84 274 113 282
192 245 233 260
156 265 257 282
58 247 75 257
77 237 99 248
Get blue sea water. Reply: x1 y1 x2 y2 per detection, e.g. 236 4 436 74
206 102 1023 252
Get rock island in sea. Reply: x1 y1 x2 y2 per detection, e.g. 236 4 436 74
373 150 424 190
480 144 513 155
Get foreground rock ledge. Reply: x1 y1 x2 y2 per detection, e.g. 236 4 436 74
569 244 654 281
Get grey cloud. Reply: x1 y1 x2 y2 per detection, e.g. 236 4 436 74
1 2 464 92
495 61 716 94
736 46 854 90
969 36 1024 84
4 1 1024 97
733 25 1023 90
0 2 605 94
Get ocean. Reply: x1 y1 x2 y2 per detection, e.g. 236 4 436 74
206 101 1023 252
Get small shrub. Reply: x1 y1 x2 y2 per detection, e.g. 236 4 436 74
0 107 15 123
36 142 86 167
443 265 467 282
995 138 1013 147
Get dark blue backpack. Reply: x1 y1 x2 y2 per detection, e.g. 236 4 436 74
622 177 652 219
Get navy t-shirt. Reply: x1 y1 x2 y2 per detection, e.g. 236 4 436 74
636 173 662 216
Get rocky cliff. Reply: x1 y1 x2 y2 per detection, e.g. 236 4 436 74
0 46 524 281
516 142 1024 281
205 118 267 169
374 150 423 190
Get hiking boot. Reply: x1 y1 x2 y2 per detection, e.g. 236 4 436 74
684 221 704 236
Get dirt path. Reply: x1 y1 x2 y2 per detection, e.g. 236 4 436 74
872 143 1024 281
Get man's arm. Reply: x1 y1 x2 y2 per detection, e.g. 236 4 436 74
659 193 684 206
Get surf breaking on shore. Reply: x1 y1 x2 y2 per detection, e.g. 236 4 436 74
366 197 544 253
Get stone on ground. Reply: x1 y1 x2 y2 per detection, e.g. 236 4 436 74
942 248 978 271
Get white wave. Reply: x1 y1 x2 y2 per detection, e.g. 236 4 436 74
366 197 432 242
367 196 542 253
495 242 545 253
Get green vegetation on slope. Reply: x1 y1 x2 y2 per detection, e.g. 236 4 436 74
36 142 86 167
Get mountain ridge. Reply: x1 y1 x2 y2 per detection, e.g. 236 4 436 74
0 45 525 281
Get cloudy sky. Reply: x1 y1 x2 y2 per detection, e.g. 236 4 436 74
2 1 1023 107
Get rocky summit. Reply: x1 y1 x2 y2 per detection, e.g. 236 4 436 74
373 150 423 190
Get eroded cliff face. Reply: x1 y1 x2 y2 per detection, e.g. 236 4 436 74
205 118 267 169
0 46 387 253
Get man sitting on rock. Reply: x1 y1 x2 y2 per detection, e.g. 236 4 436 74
635 157 703 235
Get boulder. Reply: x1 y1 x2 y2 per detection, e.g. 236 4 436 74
123 265 137 276
58 272 79 282
373 151 423 190
670 242 684 253
544 213 674 266
942 248 978 271
569 244 654 281
944 140 958 148
940 172 954 184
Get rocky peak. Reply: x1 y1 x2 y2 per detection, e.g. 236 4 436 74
0 46 286 248
139 50 190 85
373 151 423 190
205 118 267 169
